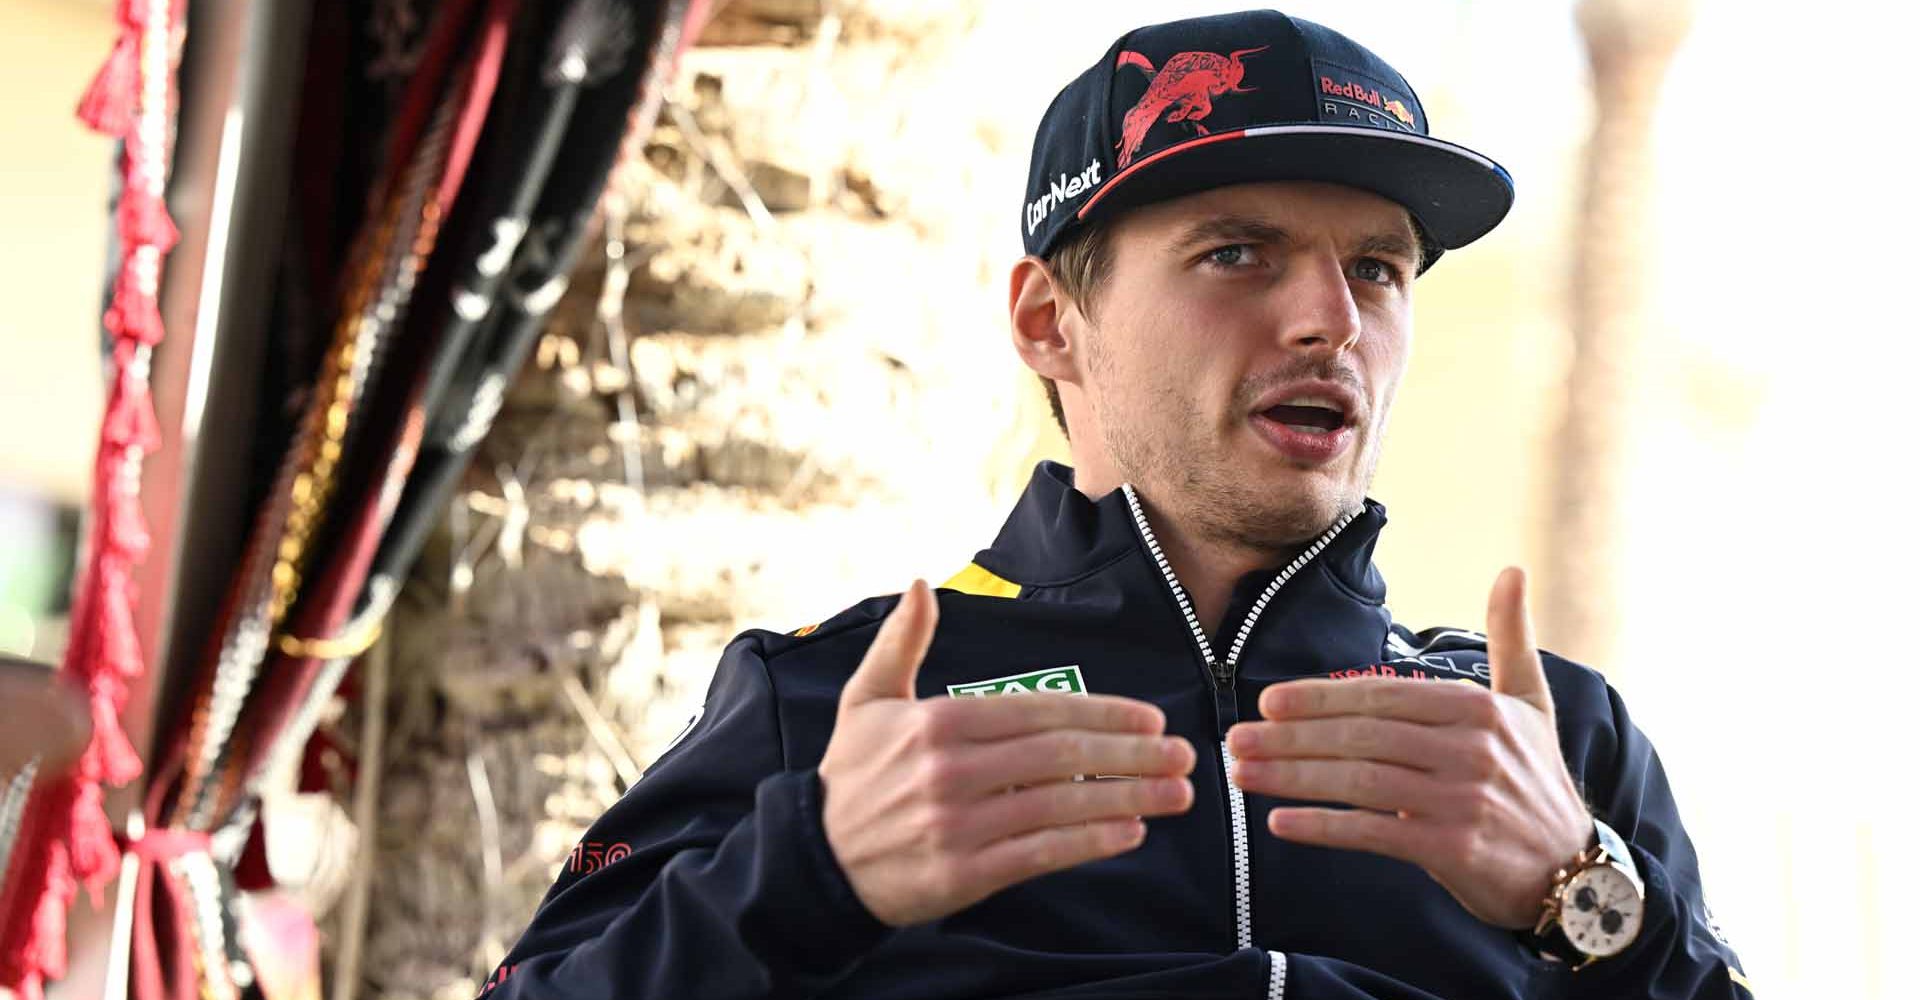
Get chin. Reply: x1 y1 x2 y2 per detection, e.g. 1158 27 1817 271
1202 470 1358 551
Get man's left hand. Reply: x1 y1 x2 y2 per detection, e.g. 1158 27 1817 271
1225 567 1593 929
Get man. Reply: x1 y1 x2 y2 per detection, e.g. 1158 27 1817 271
482 10 1750 998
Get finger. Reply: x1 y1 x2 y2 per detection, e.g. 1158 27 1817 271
0 667 91 775
966 817 1147 893
951 731 1194 794
1259 677 1496 726
1487 567 1553 716
1231 757 1448 815
841 580 938 707
1225 717 1456 772
1266 806 1429 865
958 775 1193 845
934 692 1166 742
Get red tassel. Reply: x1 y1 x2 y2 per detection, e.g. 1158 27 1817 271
98 597 145 681
66 783 123 891
26 840 75 987
121 191 179 253
97 722 143 792
75 31 138 137
103 276 163 345
92 558 142 656
105 486 153 564
102 378 160 454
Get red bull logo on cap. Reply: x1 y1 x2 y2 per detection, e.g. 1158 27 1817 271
1315 62 1419 133
1320 74 1384 107
1114 44 1268 168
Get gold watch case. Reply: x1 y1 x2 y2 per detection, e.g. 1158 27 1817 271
1533 818 1647 966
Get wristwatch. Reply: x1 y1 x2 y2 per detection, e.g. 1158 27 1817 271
1530 817 1645 967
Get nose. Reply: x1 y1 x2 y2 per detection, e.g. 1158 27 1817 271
1274 251 1362 354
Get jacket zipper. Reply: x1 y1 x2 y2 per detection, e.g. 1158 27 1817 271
1119 483 1359 954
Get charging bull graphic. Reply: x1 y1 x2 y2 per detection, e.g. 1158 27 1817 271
1114 45 1268 168
1383 98 1416 128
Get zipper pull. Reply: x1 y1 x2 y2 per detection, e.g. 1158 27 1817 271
1207 656 1231 688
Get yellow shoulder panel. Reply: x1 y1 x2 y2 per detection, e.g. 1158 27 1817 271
940 563 1022 599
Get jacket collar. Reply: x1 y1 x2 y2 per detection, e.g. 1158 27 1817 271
976 461 1390 603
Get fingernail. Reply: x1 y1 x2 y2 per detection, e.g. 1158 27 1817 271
1147 777 1184 805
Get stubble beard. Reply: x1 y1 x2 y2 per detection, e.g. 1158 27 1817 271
1090 346 1376 559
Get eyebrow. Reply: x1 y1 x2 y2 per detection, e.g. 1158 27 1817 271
1165 215 1294 256
1353 230 1420 268
1165 212 1421 267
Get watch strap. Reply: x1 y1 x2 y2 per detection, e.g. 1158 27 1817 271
1592 817 1644 893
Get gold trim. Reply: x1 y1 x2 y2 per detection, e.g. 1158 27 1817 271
276 618 385 661
1728 967 1754 993
940 563 1021 599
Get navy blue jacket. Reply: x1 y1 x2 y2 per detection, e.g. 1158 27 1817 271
481 462 1752 999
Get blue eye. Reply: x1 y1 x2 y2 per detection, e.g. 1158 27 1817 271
1206 244 1256 268
1351 257 1400 285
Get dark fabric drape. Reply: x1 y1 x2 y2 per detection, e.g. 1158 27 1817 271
102 2 699 998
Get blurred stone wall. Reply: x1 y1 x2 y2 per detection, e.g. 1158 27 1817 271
335 2 1057 997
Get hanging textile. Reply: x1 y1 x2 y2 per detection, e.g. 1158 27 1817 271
131 5 515 994
0 3 187 998
112 2 698 998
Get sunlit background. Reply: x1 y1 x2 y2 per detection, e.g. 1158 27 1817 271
4 0 1916 997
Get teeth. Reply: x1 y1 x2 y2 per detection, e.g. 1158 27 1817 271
1283 423 1332 435
1276 395 1342 411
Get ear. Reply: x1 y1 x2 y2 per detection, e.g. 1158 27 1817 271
1008 256 1085 386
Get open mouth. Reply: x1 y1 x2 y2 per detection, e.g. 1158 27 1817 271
1259 401 1348 435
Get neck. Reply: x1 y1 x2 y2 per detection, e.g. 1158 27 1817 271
1075 462 1295 638
1135 494 1294 639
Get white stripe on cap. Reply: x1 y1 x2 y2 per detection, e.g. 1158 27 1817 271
1240 123 1508 174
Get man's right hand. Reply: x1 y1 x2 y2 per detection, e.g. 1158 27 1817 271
818 580 1196 928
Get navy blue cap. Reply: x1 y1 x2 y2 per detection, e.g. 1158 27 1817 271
1022 9 1513 272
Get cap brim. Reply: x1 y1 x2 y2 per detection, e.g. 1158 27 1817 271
1075 125 1514 267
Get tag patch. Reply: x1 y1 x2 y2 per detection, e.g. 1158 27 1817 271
1312 60 1421 133
948 665 1087 697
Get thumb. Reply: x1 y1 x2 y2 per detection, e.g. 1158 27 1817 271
1487 567 1553 715
841 579 939 707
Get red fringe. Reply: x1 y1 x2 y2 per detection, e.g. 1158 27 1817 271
103 272 164 345
75 31 138 138
4 0 185 994
121 191 179 254
103 373 161 454
19 834 75 998
66 783 123 894
104 482 154 563
96 582 145 679
89 680 143 788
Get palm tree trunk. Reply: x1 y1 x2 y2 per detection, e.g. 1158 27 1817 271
1543 0 1695 666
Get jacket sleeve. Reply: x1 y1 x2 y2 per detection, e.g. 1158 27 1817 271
475 636 892 999
1274 676 1755 1000
1275 954 1450 999
1559 682 1754 999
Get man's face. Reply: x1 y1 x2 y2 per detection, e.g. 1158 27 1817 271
1074 180 1418 551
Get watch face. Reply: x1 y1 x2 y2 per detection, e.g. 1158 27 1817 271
1560 865 1644 958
